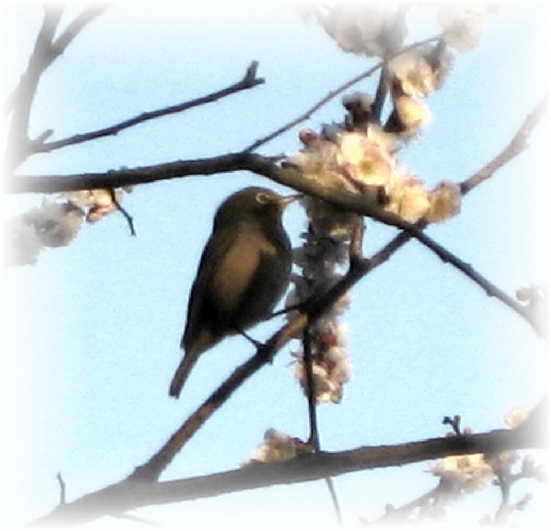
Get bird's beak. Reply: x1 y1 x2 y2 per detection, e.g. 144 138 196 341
278 193 303 208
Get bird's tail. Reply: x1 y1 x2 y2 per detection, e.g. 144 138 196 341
170 328 217 398
169 348 200 399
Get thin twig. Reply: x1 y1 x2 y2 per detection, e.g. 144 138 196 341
303 326 344 526
442 415 462 436
242 35 440 153
303 327 319 450
349 215 365 264
494 472 513 524
56 472 66 506
108 188 136 237
371 62 389 123
325 477 344 526
413 229 535 331
32 61 265 155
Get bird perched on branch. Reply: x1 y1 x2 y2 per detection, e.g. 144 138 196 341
169 186 300 398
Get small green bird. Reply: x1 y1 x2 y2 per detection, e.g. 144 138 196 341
169 186 300 398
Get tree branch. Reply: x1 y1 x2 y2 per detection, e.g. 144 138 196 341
6 5 108 168
242 35 440 153
31 61 265 155
33 424 541 526
6 4 63 165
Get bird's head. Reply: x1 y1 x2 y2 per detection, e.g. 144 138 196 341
214 187 302 228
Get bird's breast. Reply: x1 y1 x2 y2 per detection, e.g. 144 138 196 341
210 229 277 314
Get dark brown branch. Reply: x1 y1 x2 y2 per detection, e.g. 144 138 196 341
31 61 265 155
6 154 428 230
303 327 319 450
442 415 462 436
349 215 365 263
33 425 541 526
242 35 440 153
8 152 262 193
413 229 536 333
108 188 136 236
371 62 389 123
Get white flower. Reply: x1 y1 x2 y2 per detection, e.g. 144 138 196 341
431 453 494 491
320 2 407 57
386 172 431 222
389 44 454 97
438 4 493 52
390 50 436 98
427 181 462 222
65 188 128 223
393 94 432 134
243 429 311 465
23 200 84 247
504 408 528 429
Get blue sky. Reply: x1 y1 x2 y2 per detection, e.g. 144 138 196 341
3 2 549 527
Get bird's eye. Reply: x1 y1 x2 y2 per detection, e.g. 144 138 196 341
255 192 271 205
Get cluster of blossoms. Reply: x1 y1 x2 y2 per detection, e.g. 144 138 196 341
315 3 408 58
312 1 494 57
290 3 497 224
286 196 354 403
285 36 461 225
5 187 131 266
64 187 131 223
431 450 495 492
242 429 312 466
5 200 84 266
431 408 544 493
281 3 491 405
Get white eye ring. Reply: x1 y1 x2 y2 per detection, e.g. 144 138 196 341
255 192 271 205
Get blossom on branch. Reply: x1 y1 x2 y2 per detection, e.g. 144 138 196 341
4 200 85 266
431 452 495 492
388 44 454 98
286 126 461 224
438 4 494 52
23 200 84 247
242 429 312 465
64 186 132 223
293 322 352 404
315 2 408 57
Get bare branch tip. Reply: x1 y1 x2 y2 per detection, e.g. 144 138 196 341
243 60 263 86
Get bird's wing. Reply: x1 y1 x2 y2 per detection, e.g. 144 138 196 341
180 227 242 351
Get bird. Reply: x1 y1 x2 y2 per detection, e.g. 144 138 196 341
169 186 301 398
